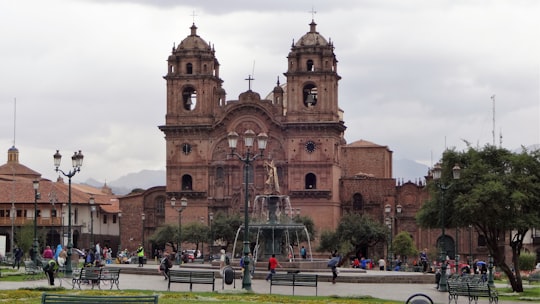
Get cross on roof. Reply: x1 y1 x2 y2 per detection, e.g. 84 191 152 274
309 6 317 20
190 10 198 24
245 75 255 91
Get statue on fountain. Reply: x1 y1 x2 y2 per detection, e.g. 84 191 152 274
264 160 280 194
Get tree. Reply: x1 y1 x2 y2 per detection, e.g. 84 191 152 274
292 215 316 242
317 213 387 263
209 212 242 250
148 224 177 251
182 222 210 253
393 231 418 262
417 145 540 292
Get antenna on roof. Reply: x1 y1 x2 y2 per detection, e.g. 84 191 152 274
13 98 16 147
491 95 496 146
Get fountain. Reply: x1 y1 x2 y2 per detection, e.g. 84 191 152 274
232 160 313 263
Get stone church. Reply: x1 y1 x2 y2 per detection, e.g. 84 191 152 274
156 20 433 260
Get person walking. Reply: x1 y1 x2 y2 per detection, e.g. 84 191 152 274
328 253 342 284
300 246 307 259
265 254 282 281
159 253 173 280
12 246 23 269
136 244 145 267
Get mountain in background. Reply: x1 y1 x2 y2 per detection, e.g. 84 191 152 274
84 160 429 195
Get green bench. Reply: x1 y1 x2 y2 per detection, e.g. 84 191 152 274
528 271 540 284
447 275 498 304
41 293 158 303
270 273 318 296
72 267 101 289
168 270 215 292
24 260 45 280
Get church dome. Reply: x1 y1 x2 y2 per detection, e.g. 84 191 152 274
295 20 329 47
177 23 211 51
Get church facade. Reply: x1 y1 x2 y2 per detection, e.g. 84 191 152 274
157 20 432 260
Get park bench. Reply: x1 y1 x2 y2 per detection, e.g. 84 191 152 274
528 271 540 284
447 275 498 304
270 273 318 296
98 267 121 290
24 260 44 280
72 267 101 289
41 293 158 304
168 270 215 291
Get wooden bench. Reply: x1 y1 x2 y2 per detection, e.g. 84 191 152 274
98 267 121 290
72 267 101 289
41 293 158 303
168 270 215 291
447 276 498 304
270 273 318 296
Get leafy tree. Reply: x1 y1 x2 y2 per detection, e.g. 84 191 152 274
417 145 540 292
148 224 178 252
392 231 418 262
317 213 387 263
209 212 242 250
292 215 316 242
182 222 210 253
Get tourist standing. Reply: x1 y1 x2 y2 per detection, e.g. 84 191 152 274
137 244 145 267
378 257 386 271
420 248 428 273
42 245 54 259
12 246 23 269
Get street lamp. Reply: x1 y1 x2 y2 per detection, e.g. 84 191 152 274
384 203 402 271
209 212 214 261
432 162 460 292
141 213 146 256
118 211 122 257
32 180 40 264
227 129 268 291
171 196 187 266
53 149 84 275
89 197 96 248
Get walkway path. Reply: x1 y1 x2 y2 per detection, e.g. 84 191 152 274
0 262 532 304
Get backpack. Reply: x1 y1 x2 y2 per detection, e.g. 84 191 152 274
225 255 230 265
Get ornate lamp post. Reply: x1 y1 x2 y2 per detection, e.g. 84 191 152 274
209 212 214 261
89 197 96 248
432 162 460 292
171 196 187 266
141 213 146 255
32 180 40 264
227 129 268 291
384 203 402 271
118 211 122 257
53 150 84 275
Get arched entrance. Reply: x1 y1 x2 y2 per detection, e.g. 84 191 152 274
437 235 455 259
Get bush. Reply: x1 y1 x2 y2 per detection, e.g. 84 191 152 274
519 251 536 271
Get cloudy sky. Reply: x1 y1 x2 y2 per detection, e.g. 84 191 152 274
1 0 539 183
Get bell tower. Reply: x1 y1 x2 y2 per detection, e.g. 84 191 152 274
164 23 226 125
284 20 342 123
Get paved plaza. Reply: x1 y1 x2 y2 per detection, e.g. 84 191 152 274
0 262 531 304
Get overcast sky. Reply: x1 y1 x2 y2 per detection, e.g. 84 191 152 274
1 0 539 183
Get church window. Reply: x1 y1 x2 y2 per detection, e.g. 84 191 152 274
352 193 363 210
203 64 207 73
186 63 193 74
306 59 314 71
216 166 224 180
155 196 165 215
182 87 197 110
303 84 318 107
478 234 487 247
305 173 317 189
182 174 193 190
